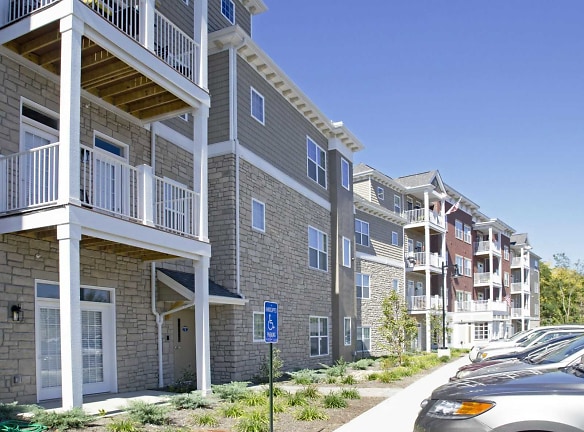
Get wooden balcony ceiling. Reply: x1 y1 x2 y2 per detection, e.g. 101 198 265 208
17 228 177 261
4 22 188 121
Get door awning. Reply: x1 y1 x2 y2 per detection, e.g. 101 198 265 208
156 268 246 305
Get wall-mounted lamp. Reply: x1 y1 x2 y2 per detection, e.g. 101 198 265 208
11 305 23 322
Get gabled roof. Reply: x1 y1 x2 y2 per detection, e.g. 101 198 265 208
510 233 529 246
395 170 447 196
353 163 406 193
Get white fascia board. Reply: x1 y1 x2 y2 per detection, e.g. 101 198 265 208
0 207 69 235
353 170 406 194
356 251 405 269
354 196 406 226
209 295 247 305
0 1 70 45
157 270 194 300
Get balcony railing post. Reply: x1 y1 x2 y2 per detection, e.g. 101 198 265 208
137 164 154 226
0 156 6 213
140 0 155 50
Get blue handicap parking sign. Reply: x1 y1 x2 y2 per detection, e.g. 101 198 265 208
264 301 278 343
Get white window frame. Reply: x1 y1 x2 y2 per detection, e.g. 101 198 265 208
391 231 399 246
407 239 414 253
416 281 424 293
250 87 265 125
392 278 399 291
356 273 370 299
377 186 384 201
456 255 464 274
504 246 510 260
344 317 351 346
463 224 472 243
308 226 328 271
253 312 264 342
310 316 329 357
342 237 351 268
341 158 350 190
455 219 463 240
474 322 489 340
504 272 510 287
252 198 265 232
306 136 327 189
355 219 370 247
464 258 472 277
394 195 401 213
221 0 235 24
356 326 371 352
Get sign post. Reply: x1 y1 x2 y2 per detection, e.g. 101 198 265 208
264 301 278 432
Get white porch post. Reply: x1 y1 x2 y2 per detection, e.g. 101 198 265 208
139 0 155 50
193 106 209 242
137 164 154 226
59 14 82 206
423 190 431 351
57 223 83 408
488 227 494 301
194 257 211 395
193 0 208 89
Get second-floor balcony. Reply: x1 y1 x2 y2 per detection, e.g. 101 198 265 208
0 143 201 239
455 300 507 313
511 256 528 268
474 240 501 256
408 294 442 311
405 252 445 273
1 0 206 123
511 307 531 318
474 271 502 287
403 208 446 232
510 281 530 294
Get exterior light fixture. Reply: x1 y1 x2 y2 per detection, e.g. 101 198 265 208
11 305 22 322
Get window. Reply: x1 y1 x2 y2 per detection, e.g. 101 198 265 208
253 312 264 342
355 219 370 246
221 0 234 24
179 113 189 121
456 255 464 274
252 199 265 232
394 195 401 213
407 239 414 253
504 272 510 287
392 279 399 291
377 187 384 201
307 137 326 188
504 246 510 260
391 231 399 246
344 317 351 346
342 237 351 267
416 281 423 293
474 322 489 340
357 327 371 352
455 220 463 240
341 158 350 190
308 227 328 271
250 87 264 124
415 200 422 209
464 258 472 277
463 224 471 243
415 241 423 252
356 273 370 299
310 316 328 356
407 197 414 211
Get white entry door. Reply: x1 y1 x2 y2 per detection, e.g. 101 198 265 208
35 282 116 401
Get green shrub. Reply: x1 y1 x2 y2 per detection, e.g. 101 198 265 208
288 369 320 385
125 401 169 426
192 413 219 427
322 392 347 409
297 384 320 399
340 388 360 400
32 407 92 430
0 402 33 421
242 391 267 407
106 418 140 432
350 359 374 370
341 375 356 385
212 381 251 402
264 385 288 398
169 392 212 410
167 369 197 393
272 399 287 414
221 404 245 418
286 392 308 407
322 358 347 378
325 375 337 384
294 406 328 421
255 348 284 384
235 409 269 432
367 372 379 381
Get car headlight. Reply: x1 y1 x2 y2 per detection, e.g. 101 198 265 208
479 352 489 360
426 400 495 419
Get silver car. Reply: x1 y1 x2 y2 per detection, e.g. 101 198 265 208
414 362 584 431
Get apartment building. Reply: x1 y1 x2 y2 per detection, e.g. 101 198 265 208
510 233 541 332
0 0 213 408
205 0 363 382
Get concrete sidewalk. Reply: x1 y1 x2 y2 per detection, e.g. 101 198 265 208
334 355 470 432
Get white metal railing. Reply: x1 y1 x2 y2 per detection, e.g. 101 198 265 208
511 256 526 267
475 240 501 254
430 295 442 310
511 307 530 318
154 10 199 83
154 176 199 237
408 295 426 311
0 143 59 212
403 208 444 228
474 272 501 285
510 282 529 294
82 0 140 40
5 0 57 24
455 300 507 312
405 252 444 268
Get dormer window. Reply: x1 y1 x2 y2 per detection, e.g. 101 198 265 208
377 187 384 201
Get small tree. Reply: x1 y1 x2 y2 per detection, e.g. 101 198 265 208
378 289 418 365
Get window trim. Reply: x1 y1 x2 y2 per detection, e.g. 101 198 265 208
356 273 370 299
464 257 472 277
309 316 329 357
392 278 399 291
356 326 371 352
251 198 265 232
355 219 370 247
344 317 351 346
250 87 265 125
394 195 401 213
308 226 328 272
391 231 399 246
455 219 463 240
463 224 472 244
221 0 235 24
341 158 350 190
253 312 264 342
377 186 384 201
306 136 327 189
342 237 351 268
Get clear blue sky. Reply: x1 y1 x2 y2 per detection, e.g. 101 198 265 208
253 1 584 266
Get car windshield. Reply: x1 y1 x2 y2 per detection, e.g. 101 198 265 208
507 329 530 342
536 336 584 364
518 330 549 347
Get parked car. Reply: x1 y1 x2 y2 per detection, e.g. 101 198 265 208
473 328 584 362
414 361 584 431
453 334 584 381
451 333 580 381
468 325 584 361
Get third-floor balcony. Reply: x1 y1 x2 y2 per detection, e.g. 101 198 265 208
403 208 446 233
511 256 528 268
408 294 442 312
474 240 501 256
405 251 445 274
455 300 508 313
474 271 502 287
510 281 530 294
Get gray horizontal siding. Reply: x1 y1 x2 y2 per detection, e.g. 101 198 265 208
208 0 252 35
209 51 231 144
161 116 193 140
157 0 194 37
355 210 403 261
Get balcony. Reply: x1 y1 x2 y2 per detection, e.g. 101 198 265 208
0 143 200 239
510 282 530 294
511 308 530 318
403 208 445 232
474 240 501 256
405 252 445 273
1 0 205 122
455 300 507 313
408 295 442 311
511 256 527 268
474 271 502 287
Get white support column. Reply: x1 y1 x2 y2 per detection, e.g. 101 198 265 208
193 106 209 241
57 223 83 408
488 227 494 301
137 164 154 226
193 0 208 89
194 257 211 395
423 190 431 351
59 14 82 206
139 0 155 50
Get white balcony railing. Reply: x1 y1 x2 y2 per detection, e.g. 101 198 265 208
0 144 200 238
511 257 526 267
4 0 199 84
403 208 445 228
510 282 529 294
405 252 444 269
511 308 530 318
474 272 501 286
474 240 501 255
408 295 426 311
455 300 508 313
